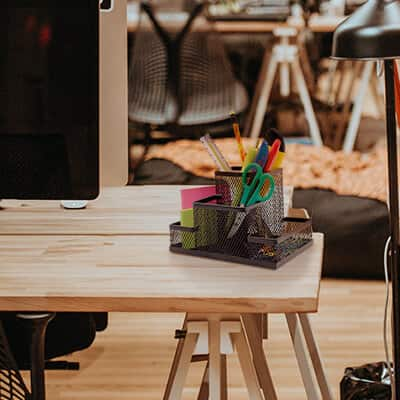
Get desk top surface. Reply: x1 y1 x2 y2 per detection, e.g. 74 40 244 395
0 186 323 313
0 233 323 313
0 186 181 236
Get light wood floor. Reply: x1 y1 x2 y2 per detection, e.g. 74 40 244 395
33 279 388 400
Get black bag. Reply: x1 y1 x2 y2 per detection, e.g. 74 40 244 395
340 362 392 400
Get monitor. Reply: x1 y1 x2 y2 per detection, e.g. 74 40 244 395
0 0 100 200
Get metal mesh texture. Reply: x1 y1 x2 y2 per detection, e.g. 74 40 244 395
215 169 284 236
169 168 312 268
193 199 267 257
128 8 248 125
0 323 30 400
248 219 313 265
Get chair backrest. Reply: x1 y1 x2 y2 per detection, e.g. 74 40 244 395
128 1 248 126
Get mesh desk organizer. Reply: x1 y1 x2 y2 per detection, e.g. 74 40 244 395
170 168 313 269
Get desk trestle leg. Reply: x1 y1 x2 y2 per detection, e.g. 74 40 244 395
164 313 333 400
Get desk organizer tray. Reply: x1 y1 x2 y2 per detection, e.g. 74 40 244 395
169 199 313 269
169 167 313 269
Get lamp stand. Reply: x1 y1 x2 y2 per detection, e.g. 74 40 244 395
384 59 400 399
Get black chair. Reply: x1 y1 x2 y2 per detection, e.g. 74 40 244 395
128 1 248 160
0 312 107 400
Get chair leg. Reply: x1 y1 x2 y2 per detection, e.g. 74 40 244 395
16 313 55 400
292 56 323 147
298 314 334 400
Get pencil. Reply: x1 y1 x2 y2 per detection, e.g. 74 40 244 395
230 112 246 163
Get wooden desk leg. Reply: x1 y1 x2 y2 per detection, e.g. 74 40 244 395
299 314 334 400
221 355 228 400
198 356 227 400
208 319 221 400
231 327 264 400
165 331 199 400
242 314 278 400
286 313 319 400
198 361 209 400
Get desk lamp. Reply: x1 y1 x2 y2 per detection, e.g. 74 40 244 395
332 0 400 397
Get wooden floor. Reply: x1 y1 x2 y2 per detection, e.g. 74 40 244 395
34 279 388 400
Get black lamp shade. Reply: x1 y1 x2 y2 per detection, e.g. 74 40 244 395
332 0 400 60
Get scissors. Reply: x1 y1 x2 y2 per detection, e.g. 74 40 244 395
240 163 275 206
227 163 275 238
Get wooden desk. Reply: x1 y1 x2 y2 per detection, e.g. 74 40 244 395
0 186 332 400
0 233 322 313
0 186 180 236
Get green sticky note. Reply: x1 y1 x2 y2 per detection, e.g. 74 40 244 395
180 209 195 249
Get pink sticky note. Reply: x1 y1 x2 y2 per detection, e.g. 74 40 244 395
180 186 216 210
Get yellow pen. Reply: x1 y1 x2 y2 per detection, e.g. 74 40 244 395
230 112 246 164
242 147 257 170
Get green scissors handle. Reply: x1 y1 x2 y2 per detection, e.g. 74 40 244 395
240 163 275 206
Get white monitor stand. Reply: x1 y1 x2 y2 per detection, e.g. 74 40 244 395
62 0 128 210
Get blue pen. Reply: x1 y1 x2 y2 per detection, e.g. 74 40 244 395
254 140 269 170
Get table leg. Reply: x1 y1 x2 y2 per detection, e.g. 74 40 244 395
208 319 221 400
166 331 199 400
286 313 319 400
241 314 277 400
221 355 228 400
231 326 264 400
249 52 279 140
342 61 374 153
197 361 209 400
292 56 323 147
299 314 334 400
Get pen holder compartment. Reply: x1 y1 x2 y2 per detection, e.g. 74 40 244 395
247 216 313 266
215 168 284 236
192 195 268 257
170 222 199 250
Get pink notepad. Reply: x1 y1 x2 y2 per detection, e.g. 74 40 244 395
180 186 216 210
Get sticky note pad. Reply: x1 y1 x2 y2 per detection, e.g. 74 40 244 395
180 186 216 210
181 208 194 227
180 208 195 249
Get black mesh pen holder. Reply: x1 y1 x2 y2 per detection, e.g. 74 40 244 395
192 195 268 257
215 168 284 236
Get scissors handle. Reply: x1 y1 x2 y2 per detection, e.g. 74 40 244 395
247 172 275 206
240 163 262 206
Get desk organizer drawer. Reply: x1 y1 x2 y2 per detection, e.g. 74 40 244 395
247 217 313 268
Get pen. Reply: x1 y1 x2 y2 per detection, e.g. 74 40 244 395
230 112 246 164
264 139 281 172
242 147 257 170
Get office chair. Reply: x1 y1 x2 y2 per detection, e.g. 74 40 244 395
0 312 107 400
128 1 248 163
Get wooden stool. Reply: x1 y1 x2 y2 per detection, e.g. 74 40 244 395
163 312 333 400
